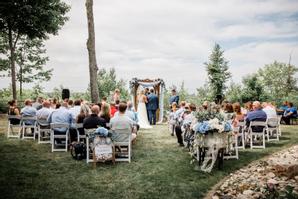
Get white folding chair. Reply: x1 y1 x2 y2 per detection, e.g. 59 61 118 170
234 121 245 149
85 128 97 163
50 123 70 152
21 116 37 140
248 121 266 149
224 133 239 160
7 115 21 138
113 129 132 163
74 123 85 142
37 119 51 144
266 118 279 142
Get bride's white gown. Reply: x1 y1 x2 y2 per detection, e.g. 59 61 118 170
137 98 152 129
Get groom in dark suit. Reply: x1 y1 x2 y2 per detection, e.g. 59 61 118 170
147 88 159 125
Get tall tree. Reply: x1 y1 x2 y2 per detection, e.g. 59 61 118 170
16 37 52 98
0 0 69 99
96 68 129 101
86 0 99 103
225 81 243 103
258 61 298 100
205 43 231 103
241 73 268 102
0 35 52 98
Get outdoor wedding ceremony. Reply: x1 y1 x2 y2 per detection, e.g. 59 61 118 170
0 0 298 199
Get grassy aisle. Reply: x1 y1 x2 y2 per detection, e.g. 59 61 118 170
0 119 297 199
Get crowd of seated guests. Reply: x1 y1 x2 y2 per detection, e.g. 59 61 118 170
168 99 297 147
8 92 140 144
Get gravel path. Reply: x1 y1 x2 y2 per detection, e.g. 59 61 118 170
209 145 298 199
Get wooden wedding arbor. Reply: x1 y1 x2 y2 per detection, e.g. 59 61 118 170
129 78 165 123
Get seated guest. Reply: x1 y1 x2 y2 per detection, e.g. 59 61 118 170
50 98 58 110
83 105 106 129
262 102 277 119
110 102 117 117
277 101 289 115
8 99 20 124
245 101 267 131
100 102 111 128
242 101 253 116
32 97 43 110
175 101 186 120
114 101 137 122
175 104 192 146
232 102 245 127
69 100 81 121
36 100 52 121
223 102 235 121
80 103 91 116
68 99 74 108
282 102 297 125
47 101 72 135
115 101 139 132
21 99 37 134
21 99 37 123
115 99 120 110
109 102 136 142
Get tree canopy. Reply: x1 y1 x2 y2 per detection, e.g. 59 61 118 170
0 0 69 99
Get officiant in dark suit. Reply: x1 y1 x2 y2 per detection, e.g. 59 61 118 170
147 88 159 125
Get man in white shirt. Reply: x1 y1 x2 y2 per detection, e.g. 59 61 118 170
110 102 136 142
262 102 277 118
36 100 52 121
69 100 81 121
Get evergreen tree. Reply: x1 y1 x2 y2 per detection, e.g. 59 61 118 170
204 43 231 103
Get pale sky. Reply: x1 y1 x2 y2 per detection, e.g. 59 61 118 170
1 0 298 93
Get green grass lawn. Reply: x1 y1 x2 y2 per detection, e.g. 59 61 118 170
0 117 297 199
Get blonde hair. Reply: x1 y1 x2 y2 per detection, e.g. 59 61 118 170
100 103 111 119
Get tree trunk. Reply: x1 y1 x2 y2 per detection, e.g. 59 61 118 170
8 28 17 100
86 0 99 103
20 65 23 99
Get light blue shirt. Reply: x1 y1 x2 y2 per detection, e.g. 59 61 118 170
69 105 81 121
47 107 72 132
37 107 52 120
21 106 37 125
114 110 138 124
21 106 37 117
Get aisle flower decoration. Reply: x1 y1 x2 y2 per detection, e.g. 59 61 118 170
194 104 232 134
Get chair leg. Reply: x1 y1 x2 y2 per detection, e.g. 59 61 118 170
263 133 265 149
51 133 54 152
250 133 253 149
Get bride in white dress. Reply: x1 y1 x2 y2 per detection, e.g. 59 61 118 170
137 90 152 129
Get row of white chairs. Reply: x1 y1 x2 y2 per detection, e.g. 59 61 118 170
7 115 132 163
233 115 282 151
